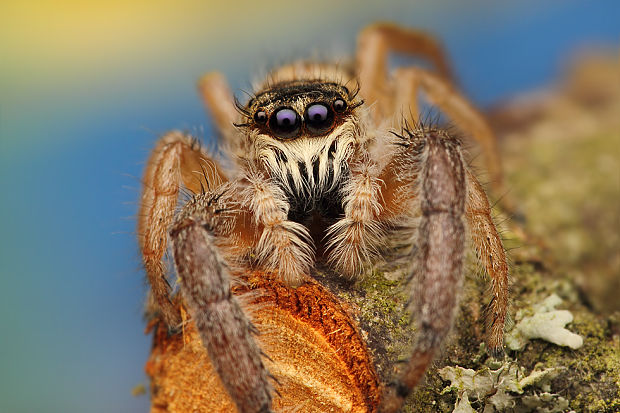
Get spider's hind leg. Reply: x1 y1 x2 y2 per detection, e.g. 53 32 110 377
393 66 503 193
170 187 273 413
198 72 239 146
356 22 453 120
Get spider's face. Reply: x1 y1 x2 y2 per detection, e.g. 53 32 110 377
243 80 364 208
246 81 358 140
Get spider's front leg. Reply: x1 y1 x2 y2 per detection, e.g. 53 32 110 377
375 128 508 412
381 130 466 413
169 187 273 413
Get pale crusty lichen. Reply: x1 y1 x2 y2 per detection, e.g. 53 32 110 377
439 362 569 412
505 294 583 351
401 240 619 412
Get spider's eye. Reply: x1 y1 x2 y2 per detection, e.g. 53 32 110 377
305 103 334 134
270 107 301 139
333 98 347 113
254 110 267 124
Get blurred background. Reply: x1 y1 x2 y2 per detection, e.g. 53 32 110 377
0 1 618 412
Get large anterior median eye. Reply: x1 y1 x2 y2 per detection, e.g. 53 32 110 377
270 107 301 139
305 103 334 134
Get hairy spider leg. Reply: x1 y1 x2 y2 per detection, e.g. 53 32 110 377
376 130 467 413
465 169 509 354
393 67 503 191
356 22 453 122
389 67 509 353
389 65 509 353
198 72 239 144
138 132 228 328
169 189 273 413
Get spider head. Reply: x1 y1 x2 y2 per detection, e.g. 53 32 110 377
238 79 364 207
243 81 360 141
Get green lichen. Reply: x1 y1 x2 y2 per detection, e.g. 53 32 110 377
314 265 415 382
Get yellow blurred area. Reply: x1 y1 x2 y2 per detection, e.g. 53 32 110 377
0 0 362 82
1 1 241 73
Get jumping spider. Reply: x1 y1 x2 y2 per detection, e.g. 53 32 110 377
139 23 508 413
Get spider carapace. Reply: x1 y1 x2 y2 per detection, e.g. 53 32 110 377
240 80 361 225
139 23 508 413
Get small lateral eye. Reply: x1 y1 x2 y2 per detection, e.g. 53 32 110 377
333 98 347 113
254 109 267 124
270 107 301 139
305 103 334 134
